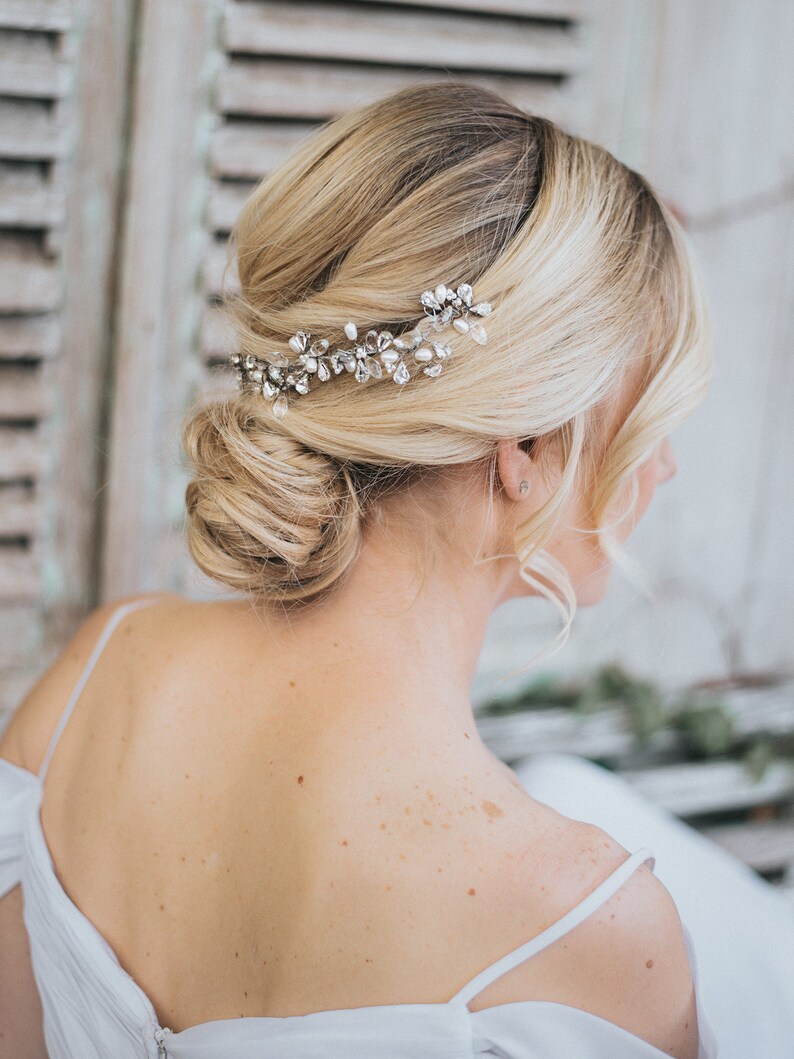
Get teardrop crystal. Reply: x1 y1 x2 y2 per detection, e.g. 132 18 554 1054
263 380 278 398
456 284 473 306
368 358 383 379
394 361 410 385
354 359 370 383
272 394 289 418
317 360 331 382
469 322 487 345
310 338 330 355
294 374 310 394
423 362 443 377
471 302 492 316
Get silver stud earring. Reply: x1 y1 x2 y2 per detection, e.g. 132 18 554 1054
518 480 529 495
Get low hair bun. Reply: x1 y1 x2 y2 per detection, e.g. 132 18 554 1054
183 397 363 603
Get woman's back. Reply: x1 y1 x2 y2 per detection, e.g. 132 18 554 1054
0 594 706 1057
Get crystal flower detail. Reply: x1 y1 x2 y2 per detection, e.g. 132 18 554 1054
231 280 493 419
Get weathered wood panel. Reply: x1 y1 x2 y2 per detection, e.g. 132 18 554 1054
0 0 136 718
101 0 222 598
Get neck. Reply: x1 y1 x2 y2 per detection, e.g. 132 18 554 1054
245 506 516 748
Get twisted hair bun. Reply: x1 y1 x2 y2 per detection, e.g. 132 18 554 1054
182 80 711 626
183 397 363 603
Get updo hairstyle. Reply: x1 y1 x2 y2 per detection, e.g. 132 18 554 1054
182 81 712 658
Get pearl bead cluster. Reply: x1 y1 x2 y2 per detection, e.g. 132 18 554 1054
231 281 493 419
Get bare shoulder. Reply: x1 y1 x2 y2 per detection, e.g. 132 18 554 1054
471 820 699 1059
570 823 698 1058
0 592 183 773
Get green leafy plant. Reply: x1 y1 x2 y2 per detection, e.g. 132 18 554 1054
479 663 793 782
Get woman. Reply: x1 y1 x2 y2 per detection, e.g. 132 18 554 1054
0 82 720 1057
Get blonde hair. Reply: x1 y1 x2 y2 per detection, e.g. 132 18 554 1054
183 81 712 670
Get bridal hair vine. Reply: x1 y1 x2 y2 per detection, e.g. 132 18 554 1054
231 281 493 419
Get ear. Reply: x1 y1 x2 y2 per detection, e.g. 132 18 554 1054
495 437 537 501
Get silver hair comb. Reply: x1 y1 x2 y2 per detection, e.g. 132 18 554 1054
231 281 493 419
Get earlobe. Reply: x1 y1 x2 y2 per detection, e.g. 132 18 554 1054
496 437 536 502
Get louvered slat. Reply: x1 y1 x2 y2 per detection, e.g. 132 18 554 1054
0 98 68 159
0 425 47 477
367 0 581 17
0 0 71 32
0 163 65 227
0 28 72 97
0 484 38 536
0 315 59 358
0 235 61 312
224 1 583 75
217 58 570 123
211 120 318 180
620 760 794 817
0 364 53 418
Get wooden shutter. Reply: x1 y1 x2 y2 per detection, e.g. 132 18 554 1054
0 0 133 714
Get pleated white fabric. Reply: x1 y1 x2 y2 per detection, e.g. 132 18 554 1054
0 599 722 1058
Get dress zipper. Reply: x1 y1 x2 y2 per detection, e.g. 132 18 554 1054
154 1027 172 1057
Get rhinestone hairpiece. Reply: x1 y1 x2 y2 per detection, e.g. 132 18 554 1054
231 281 493 419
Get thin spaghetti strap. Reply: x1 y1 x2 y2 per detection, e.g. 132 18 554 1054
447 846 656 1008
37 597 161 784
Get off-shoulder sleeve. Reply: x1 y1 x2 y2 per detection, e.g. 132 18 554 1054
0 758 47 1056
0 757 38 900
681 920 720 1058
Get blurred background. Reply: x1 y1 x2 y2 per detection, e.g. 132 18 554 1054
0 1 792 896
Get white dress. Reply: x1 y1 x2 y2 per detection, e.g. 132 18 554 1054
0 599 728 1058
